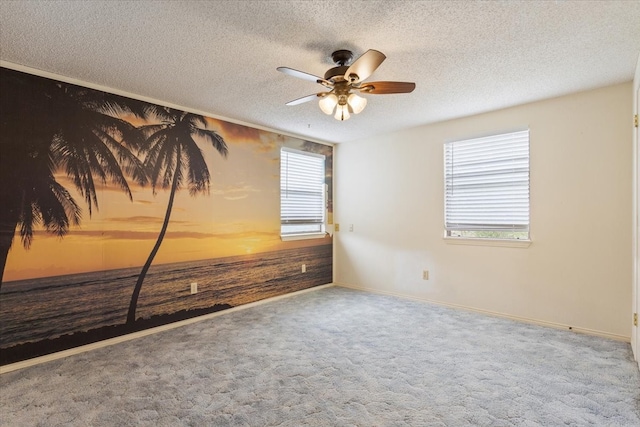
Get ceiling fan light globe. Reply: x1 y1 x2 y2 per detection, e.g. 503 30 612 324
335 104 351 121
319 94 338 115
348 93 367 114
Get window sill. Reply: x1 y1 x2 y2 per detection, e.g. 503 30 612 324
443 237 532 248
281 232 328 242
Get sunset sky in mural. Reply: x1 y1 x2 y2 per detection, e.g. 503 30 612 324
4 117 331 282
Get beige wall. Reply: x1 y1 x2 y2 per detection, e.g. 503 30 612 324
334 82 633 340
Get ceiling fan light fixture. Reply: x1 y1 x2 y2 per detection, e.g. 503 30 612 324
335 104 351 121
348 93 367 114
318 93 338 115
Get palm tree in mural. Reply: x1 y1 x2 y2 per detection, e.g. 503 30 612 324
0 68 148 287
126 106 228 324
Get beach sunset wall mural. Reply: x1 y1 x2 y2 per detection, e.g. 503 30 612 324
0 67 333 365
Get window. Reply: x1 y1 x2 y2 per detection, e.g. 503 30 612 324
444 129 530 241
280 147 326 238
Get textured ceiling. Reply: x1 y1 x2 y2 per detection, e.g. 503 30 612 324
1 1 640 143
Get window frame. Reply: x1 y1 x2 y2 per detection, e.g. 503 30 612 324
443 129 531 247
280 147 327 241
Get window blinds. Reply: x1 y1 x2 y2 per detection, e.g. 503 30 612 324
280 148 325 235
444 130 530 232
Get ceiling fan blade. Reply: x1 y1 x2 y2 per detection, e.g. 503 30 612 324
358 81 416 94
344 50 386 83
277 67 331 86
285 93 323 106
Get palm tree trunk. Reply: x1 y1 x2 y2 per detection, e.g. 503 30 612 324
0 203 19 290
0 227 14 289
126 152 181 325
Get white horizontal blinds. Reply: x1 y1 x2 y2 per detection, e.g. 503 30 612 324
280 148 325 235
444 130 529 232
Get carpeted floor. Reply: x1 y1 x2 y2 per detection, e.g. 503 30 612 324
1 286 639 426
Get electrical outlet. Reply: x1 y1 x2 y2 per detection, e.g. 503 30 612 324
335 223 340 232
301 264 306 273
422 270 429 280
349 224 354 232
190 282 198 294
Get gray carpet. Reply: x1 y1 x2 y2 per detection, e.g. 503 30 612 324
1 286 639 426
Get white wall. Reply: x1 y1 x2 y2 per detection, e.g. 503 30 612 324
335 82 633 340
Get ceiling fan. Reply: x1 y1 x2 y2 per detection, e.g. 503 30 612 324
277 49 416 121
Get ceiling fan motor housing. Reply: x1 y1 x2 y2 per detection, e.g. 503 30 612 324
324 65 349 82
325 50 356 82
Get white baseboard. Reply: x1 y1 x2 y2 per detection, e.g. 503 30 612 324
335 282 630 343
0 283 335 374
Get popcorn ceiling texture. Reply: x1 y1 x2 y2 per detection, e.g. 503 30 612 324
1 1 639 143
1 287 638 426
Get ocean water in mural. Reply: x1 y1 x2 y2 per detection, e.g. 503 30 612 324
0 67 333 364
1 244 331 349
